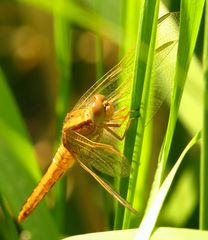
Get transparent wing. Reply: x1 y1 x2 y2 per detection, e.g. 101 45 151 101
63 130 130 177
73 13 179 127
72 52 134 112
144 12 179 125
78 159 138 215
157 12 179 48
63 130 138 214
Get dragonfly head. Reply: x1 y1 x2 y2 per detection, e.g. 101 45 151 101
91 94 114 123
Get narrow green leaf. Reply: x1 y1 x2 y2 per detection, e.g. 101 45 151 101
0 120 59 240
160 167 198 226
121 0 160 229
0 69 40 179
53 0 73 230
0 196 19 240
200 0 208 230
0 69 59 239
135 132 201 240
114 0 145 229
121 0 142 52
150 0 205 203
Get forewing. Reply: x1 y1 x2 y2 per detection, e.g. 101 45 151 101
73 13 179 122
64 130 131 177
72 53 134 112
143 12 179 125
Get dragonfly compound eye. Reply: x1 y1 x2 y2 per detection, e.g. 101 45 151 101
92 94 114 123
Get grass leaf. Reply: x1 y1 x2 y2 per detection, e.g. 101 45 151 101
135 132 201 240
200 0 208 230
122 0 160 229
149 0 204 204
0 68 59 239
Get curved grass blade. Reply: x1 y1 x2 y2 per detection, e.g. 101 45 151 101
120 0 160 229
200 0 208 229
135 132 201 240
148 0 204 206
0 69 59 239
53 0 73 230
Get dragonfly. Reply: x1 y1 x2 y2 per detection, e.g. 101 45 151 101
18 12 178 222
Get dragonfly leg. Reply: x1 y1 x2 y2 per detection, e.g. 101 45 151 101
100 118 130 141
111 107 140 123
102 109 140 140
109 110 130 126
111 107 128 121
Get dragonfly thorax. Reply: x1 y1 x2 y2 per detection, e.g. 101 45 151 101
62 109 93 134
91 94 114 124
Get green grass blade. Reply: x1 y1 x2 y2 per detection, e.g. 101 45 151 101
200 0 208 230
120 0 160 229
0 195 19 240
53 0 73 231
133 5 179 221
135 132 201 240
159 165 198 226
0 69 59 239
54 0 72 133
113 0 144 229
121 0 142 52
0 69 40 179
149 0 205 203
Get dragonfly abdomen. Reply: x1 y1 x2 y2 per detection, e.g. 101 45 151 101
18 145 74 222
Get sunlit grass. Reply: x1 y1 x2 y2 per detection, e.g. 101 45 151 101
200 0 208 230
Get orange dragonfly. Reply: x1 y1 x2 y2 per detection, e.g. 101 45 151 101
18 12 178 222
